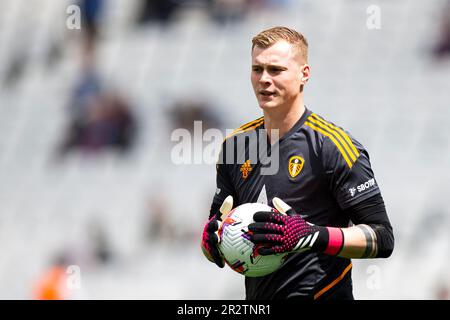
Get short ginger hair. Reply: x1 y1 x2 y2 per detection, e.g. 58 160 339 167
252 26 309 63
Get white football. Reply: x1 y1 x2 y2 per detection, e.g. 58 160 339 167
217 202 288 277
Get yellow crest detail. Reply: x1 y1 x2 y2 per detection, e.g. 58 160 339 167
240 160 252 179
288 156 304 178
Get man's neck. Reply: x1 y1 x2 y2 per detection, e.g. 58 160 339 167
263 98 306 143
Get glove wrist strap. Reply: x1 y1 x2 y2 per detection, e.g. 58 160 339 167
312 227 344 256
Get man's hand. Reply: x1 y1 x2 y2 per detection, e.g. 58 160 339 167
248 197 331 255
201 195 233 267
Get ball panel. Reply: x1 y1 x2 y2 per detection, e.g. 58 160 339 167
218 202 287 277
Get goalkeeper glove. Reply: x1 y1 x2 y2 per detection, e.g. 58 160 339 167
201 195 233 268
248 197 344 256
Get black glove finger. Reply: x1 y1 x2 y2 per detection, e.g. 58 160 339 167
248 222 284 234
248 222 270 233
210 246 225 268
214 210 223 221
207 231 219 245
250 233 283 245
207 219 219 232
253 211 284 224
257 246 277 256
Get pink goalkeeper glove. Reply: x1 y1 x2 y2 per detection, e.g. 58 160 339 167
201 195 233 268
248 197 344 256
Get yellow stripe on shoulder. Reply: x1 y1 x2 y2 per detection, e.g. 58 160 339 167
305 120 354 168
238 116 264 131
224 117 264 141
307 116 357 163
310 114 360 158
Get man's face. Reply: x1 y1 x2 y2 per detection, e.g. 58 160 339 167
251 40 309 110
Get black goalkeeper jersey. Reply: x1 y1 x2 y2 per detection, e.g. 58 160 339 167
209 108 382 300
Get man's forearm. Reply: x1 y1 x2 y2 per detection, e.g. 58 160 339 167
249 197 394 259
328 223 394 259
337 224 378 258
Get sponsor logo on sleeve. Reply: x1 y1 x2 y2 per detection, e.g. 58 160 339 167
349 178 376 197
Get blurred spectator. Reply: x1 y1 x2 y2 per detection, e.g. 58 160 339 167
79 0 105 52
70 53 102 120
33 254 70 300
80 93 137 152
55 1 138 159
168 97 222 133
207 0 291 25
57 59 137 157
136 0 181 25
59 92 137 156
209 0 250 24
433 1 450 59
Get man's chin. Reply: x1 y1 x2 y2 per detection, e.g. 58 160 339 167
259 102 278 109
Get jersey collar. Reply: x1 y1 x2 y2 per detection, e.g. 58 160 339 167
261 107 312 143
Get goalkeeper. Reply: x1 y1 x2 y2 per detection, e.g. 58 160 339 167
201 26 394 300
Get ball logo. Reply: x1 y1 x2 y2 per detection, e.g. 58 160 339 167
288 156 304 178
218 215 239 241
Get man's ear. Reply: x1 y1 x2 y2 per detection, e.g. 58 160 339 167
300 64 311 83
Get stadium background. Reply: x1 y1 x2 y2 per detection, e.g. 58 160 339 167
0 0 449 299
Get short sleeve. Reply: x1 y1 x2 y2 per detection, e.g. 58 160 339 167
322 133 381 210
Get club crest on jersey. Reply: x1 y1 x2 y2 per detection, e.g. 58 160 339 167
288 156 304 178
240 160 252 179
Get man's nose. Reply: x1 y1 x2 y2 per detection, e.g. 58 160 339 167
259 70 271 85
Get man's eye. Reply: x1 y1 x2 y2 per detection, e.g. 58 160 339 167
252 68 262 72
269 68 282 73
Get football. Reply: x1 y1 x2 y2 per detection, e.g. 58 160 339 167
217 202 288 277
